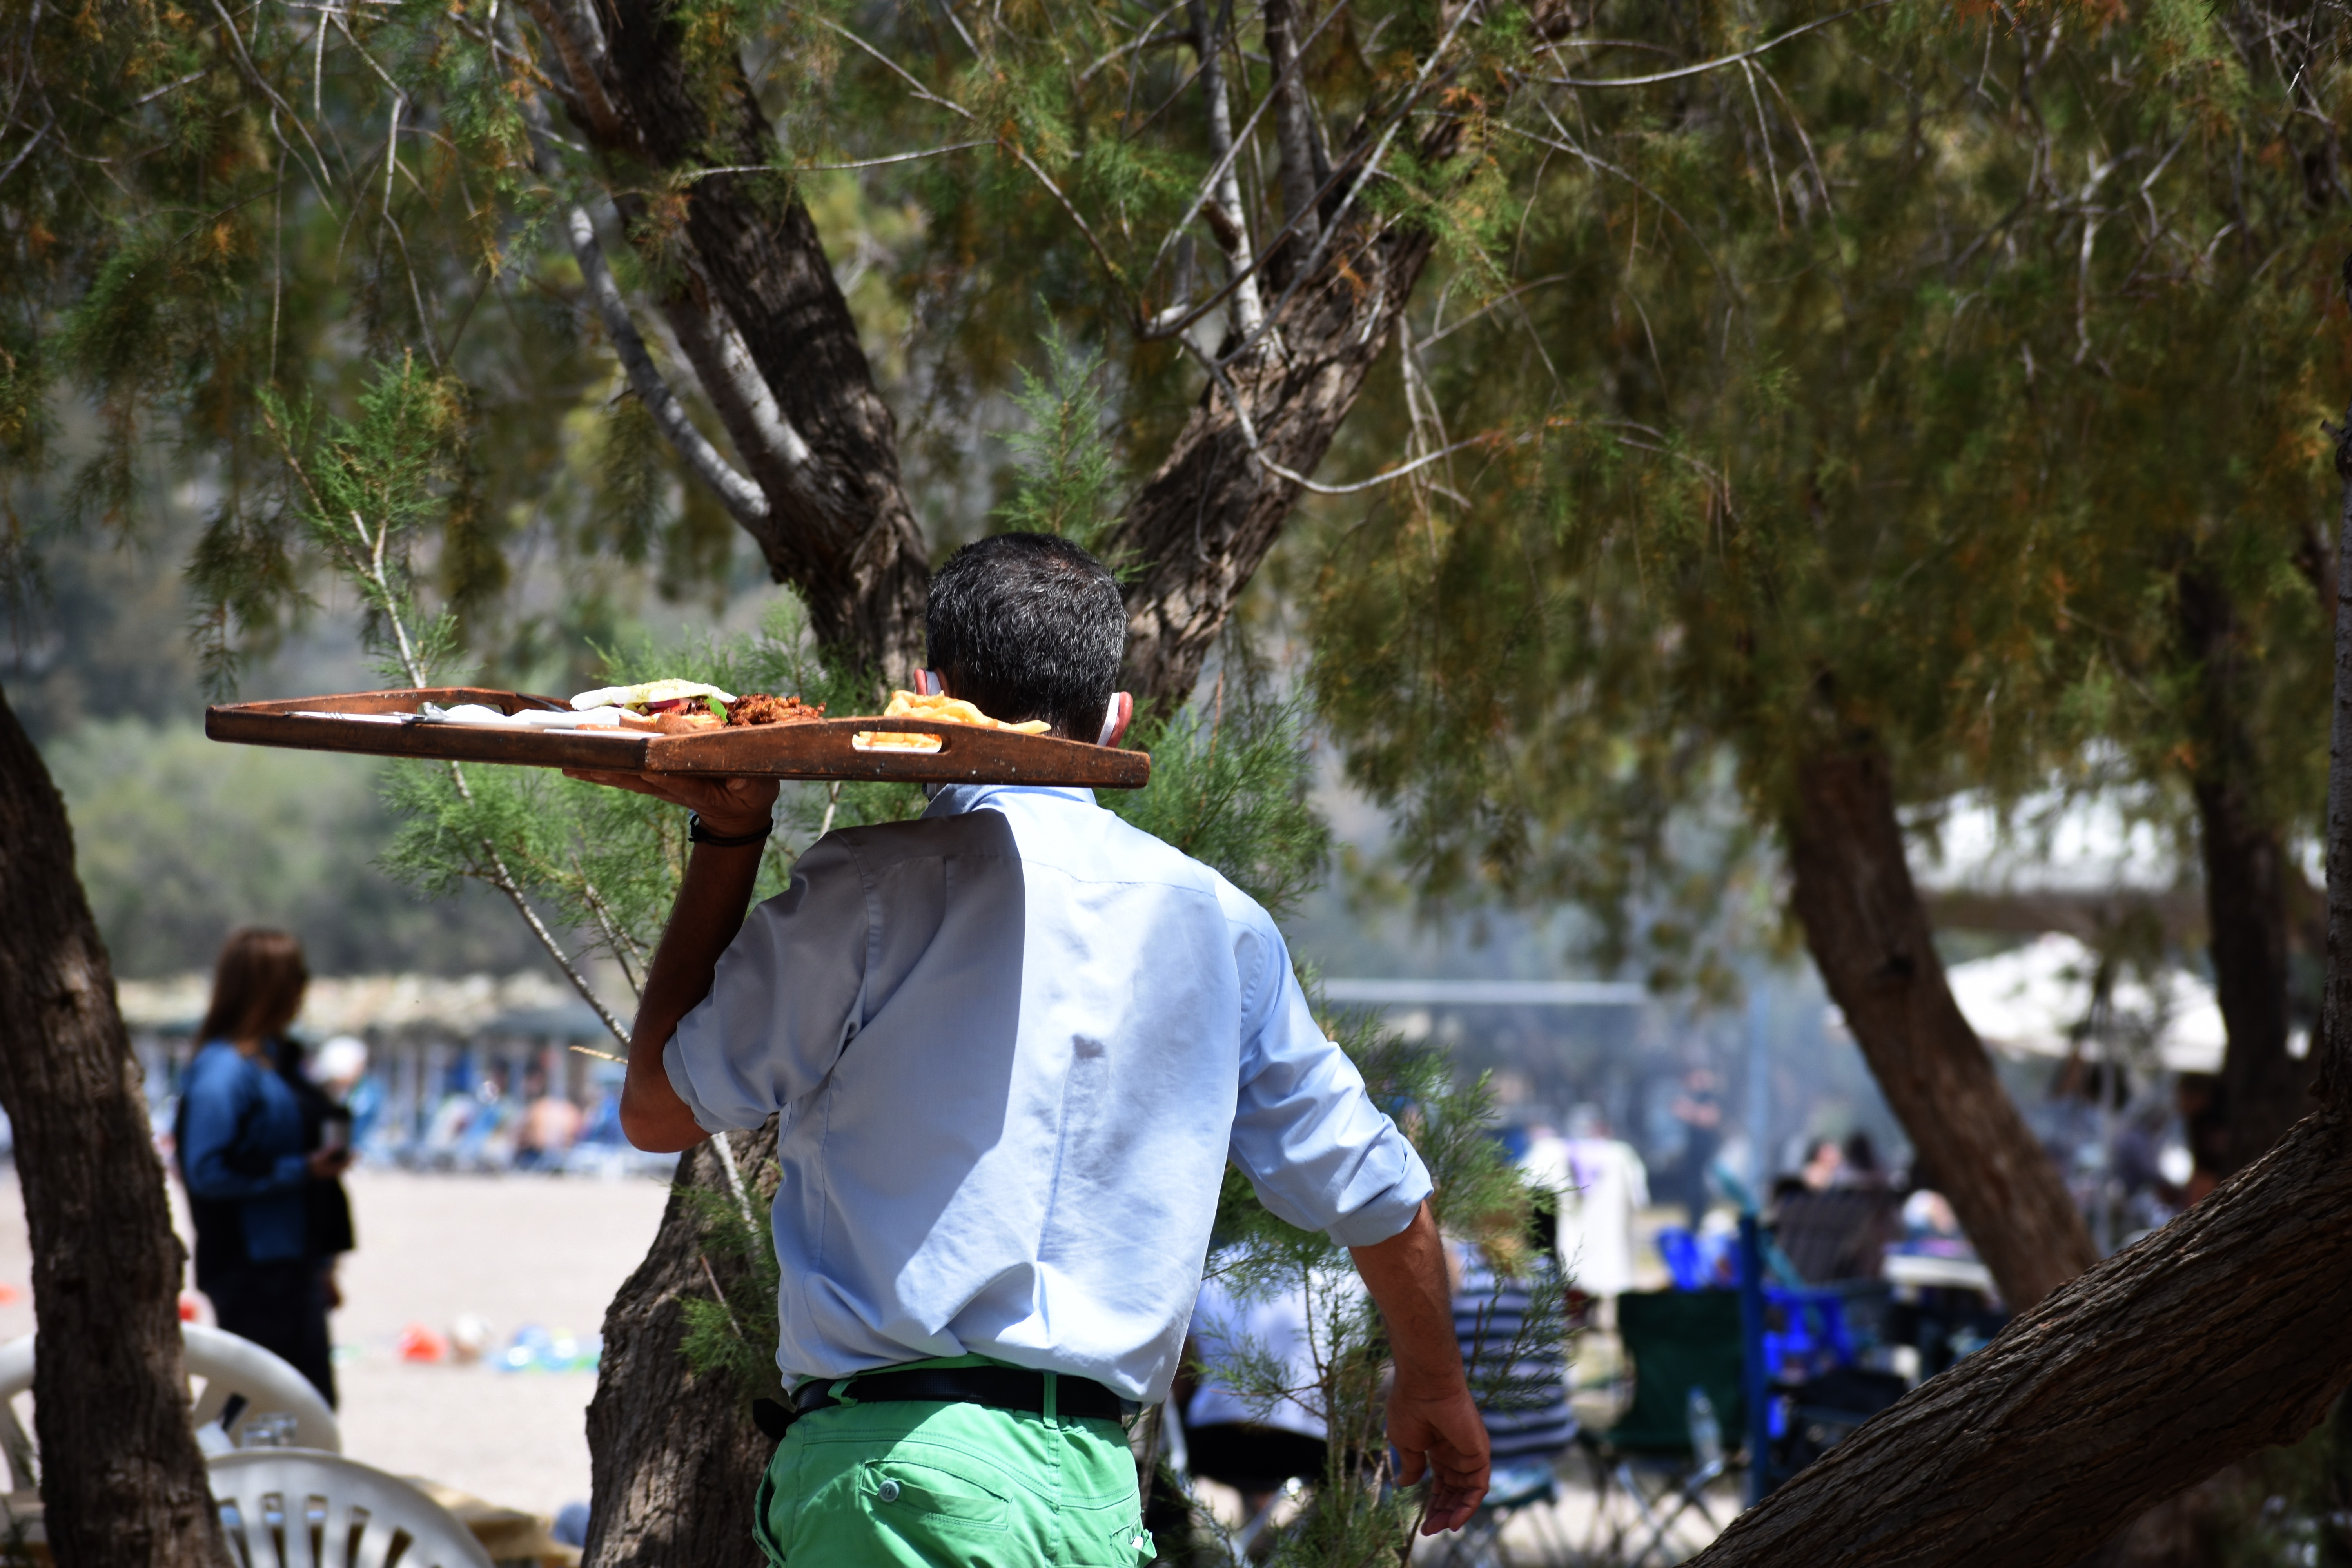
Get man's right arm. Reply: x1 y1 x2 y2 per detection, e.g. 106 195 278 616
560 766 780 1153
618 829 769 1152
1218 914 1489 1530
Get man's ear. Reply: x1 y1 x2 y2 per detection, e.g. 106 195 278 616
1097 692 1133 748
915 669 945 697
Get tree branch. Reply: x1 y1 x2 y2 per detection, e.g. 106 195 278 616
553 0 931 675
565 204 771 530
1185 0 1266 339
1265 0 1322 247
1534 2 1893 89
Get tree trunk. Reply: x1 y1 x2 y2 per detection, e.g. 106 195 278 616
1688 1106 2352 1568
1785 744 2101 1309
532 0 931 680
1109 66 1504 709
2179 566 2315 1175
0 688 225 1566
583 1126 780 1568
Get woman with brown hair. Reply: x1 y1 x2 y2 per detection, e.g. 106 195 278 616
175 927 349 1404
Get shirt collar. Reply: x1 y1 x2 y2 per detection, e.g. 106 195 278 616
924 782 1098 818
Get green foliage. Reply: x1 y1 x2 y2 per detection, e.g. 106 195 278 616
1107 681 1331 922
0 0 1559 674
1305 2 2350 987
674 1169 790 1410
996 325 1127 564
1178 1010 1556 1564
261 357 470 687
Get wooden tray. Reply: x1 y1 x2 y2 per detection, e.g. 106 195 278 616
204 687 1152 788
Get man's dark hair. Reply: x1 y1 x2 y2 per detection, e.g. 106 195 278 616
926 533 1124 737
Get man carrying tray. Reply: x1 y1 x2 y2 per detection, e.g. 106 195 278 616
571 533 1489 1564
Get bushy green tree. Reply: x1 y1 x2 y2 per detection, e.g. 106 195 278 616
1307 0 2352 1306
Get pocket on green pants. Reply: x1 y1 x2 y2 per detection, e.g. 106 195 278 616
862 1453 1013 1534
1059 1477 1154 1566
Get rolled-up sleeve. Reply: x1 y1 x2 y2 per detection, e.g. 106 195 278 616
666 837 877 1133
1225 919 1432 1247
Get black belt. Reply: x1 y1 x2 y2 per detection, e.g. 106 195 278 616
753 1365 1127 1439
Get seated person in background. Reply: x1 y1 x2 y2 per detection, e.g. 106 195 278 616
515 1072 584 1170
1770 1137 1898 1286
1451 1242 1577 1485
1181 1268 1336 1523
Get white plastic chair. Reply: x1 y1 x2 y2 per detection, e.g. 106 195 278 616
209 1450 494 1568
0 1322 341 1489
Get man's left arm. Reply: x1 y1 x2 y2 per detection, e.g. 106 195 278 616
1221 920 1490 1531
1351 1200 1492 1535
562 768 777 1152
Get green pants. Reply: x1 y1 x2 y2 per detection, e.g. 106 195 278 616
754 1359 1156 1567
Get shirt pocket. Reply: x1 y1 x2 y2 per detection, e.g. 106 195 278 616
860 1455 1012 1534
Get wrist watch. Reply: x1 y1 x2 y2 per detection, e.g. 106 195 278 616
688 813 773 848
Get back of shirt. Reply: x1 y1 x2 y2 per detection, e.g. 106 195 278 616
666 784 1428 1402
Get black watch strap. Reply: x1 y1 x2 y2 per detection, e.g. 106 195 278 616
688 813 773 848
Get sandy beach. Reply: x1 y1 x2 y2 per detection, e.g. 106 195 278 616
0 1165 673 1518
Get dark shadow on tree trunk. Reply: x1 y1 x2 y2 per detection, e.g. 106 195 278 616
1785 739 2101 1310
584 1123 781 1568
2180 566 2318 1178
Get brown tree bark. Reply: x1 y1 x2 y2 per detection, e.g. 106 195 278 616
1109 45 1515 709
528 0 931 679
582 1126 781 1568
1786 743 2101 1309
2179 567 2317 1176
0 686 225 1566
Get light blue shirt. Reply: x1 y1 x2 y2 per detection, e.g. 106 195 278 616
665 783 1431 1402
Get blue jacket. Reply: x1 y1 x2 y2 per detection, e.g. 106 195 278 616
179 1040 310 1265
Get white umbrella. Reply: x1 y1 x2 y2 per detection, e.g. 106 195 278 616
1940 933 2226 1075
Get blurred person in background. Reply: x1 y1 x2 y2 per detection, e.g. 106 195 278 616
1837 1132 1886 1189
176 928 349 1405
1771 1134 1896 1286
515 1068 584 1170
1657 1065 1724 1218
515 1072 583 1171
1448 1235 1576 1515
1549 1105 1647 1327
2173 1074 2226 1205
315 1033 383 1154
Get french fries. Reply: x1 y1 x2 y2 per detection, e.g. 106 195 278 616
853 689 1053 752
881 690 1053 733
